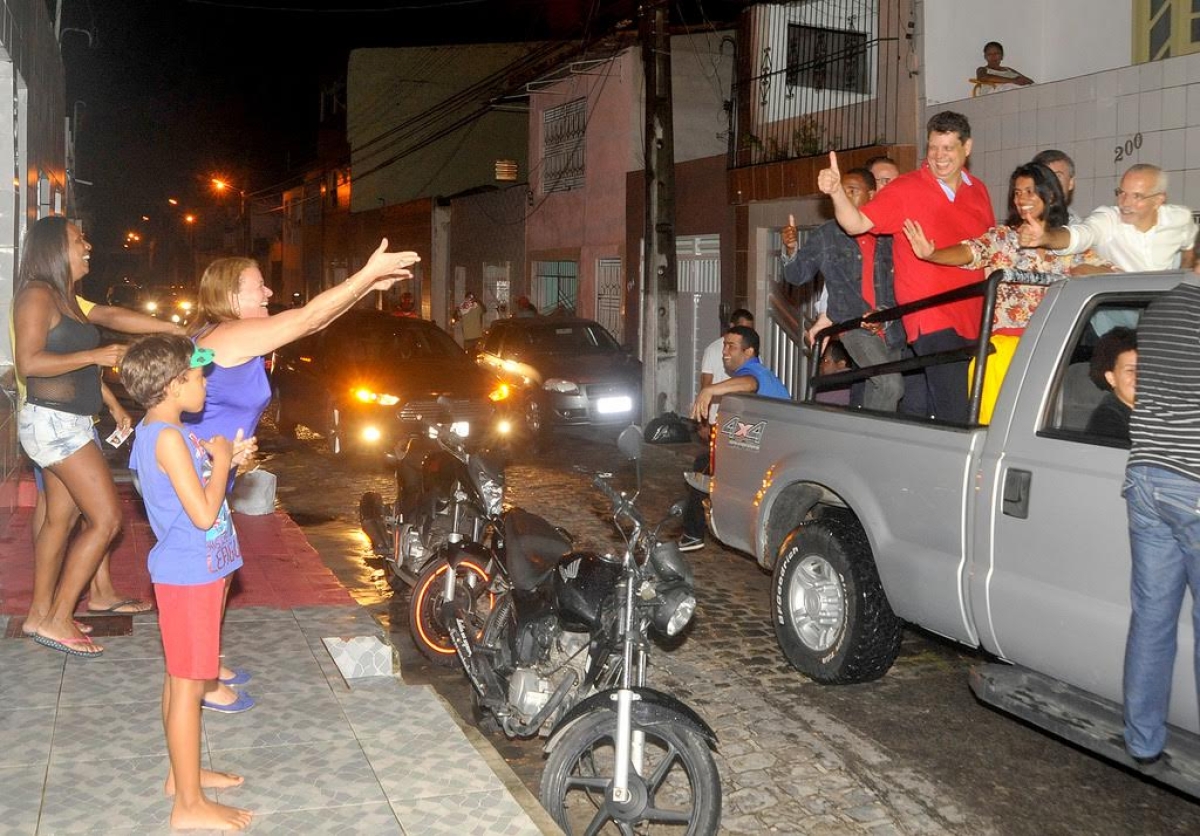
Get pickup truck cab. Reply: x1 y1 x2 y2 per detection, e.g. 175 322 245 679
707 270 1200 794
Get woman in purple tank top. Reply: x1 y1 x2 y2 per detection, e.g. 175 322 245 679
181 239 418 706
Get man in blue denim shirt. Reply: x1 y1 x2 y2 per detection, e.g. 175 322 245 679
782 167 906 411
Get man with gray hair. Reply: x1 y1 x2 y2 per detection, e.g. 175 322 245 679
1032 149 1081 223
1020 163 1196 272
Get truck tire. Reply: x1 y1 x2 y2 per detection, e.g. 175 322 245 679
771 517 902 684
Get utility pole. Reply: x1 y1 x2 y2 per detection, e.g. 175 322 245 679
640 0 677 423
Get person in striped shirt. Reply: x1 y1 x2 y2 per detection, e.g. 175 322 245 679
1121 267 1200 767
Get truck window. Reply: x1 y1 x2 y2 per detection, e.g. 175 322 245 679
1044 299 1148 446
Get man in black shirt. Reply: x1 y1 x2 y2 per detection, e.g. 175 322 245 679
1085 327 1136 442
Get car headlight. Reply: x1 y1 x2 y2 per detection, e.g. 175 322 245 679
353 388 400 406
544 378 579 394
145 301 158 313
488 382 511 402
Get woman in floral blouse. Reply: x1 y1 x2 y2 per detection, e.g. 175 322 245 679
902 162 1115 421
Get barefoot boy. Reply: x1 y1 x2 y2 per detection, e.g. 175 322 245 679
121 335 254 831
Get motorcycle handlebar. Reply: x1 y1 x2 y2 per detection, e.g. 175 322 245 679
592 474 645 529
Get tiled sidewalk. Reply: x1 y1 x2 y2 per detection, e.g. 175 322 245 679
0 483 556 835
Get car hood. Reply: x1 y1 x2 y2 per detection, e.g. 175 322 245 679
341 359 500 401
517 351 642 384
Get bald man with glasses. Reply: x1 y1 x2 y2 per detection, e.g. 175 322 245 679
1019 163 1196 272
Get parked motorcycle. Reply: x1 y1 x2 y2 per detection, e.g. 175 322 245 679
440 426 722 834
358 417 506 665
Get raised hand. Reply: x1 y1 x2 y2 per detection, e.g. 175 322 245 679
1017 213 1046 248
816 151 841 195
781 214 798 256
902 219 936 260
365 239 421 290
93 343 127 367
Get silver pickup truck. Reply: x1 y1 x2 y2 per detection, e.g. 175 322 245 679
707 270 1199 795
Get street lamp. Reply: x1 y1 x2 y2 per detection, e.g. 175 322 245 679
211 177 249 254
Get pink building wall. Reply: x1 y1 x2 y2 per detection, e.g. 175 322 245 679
524 51 638 320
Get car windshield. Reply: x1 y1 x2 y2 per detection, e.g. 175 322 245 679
342 320 464 365
522 323 619 353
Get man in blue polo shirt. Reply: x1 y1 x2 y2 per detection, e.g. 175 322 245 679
690 325 789 423
679 326 789 551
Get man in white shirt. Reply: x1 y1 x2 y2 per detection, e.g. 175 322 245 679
699 308 753 424
1020 164 1197 272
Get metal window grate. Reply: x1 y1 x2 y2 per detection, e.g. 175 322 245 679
542 98 586 193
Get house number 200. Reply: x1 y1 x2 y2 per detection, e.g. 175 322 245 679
1114 133 1143 164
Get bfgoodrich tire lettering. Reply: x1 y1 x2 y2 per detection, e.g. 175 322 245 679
772 516 902 684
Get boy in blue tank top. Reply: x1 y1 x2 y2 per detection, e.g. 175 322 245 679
121 335 256 832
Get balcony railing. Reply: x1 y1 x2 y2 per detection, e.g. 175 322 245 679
729 1 907 168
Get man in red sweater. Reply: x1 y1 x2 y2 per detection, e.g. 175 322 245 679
817 111 994 423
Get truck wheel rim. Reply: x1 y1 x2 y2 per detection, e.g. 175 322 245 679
787 554 845 652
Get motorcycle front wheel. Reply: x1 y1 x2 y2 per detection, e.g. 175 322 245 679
408 556 494 667
540 711 721 835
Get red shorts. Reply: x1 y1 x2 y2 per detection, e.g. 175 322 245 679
155 579 225 680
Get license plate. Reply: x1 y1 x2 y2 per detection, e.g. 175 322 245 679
596 396 632 415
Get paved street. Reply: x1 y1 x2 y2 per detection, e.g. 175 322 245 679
255 418 1200 836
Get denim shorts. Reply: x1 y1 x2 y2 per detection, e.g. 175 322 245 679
18 403 97 468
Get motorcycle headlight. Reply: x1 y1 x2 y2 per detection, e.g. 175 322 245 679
652 585 696 637
543 378 579 394
489 382 512 402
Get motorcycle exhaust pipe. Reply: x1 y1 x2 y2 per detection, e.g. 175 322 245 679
359 492 392 555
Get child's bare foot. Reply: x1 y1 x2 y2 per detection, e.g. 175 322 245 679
164 768 244 796
170 797 252 831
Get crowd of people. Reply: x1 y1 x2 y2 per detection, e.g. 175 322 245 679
769 108 1198 773
11 215 418 829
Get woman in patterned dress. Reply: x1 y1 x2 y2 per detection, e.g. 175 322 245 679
902 162 1115 422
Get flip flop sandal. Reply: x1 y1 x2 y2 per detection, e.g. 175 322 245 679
86 598 153 614
33 633 104 657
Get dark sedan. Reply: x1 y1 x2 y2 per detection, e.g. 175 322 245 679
271 311 515 456
475 317 641 436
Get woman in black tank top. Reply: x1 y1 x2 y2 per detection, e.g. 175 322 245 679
13 217 131 656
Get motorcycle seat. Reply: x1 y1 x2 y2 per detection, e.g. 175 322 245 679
504 508 572 591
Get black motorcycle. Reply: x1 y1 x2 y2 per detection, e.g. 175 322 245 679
359 418 506 665
441 426 722 834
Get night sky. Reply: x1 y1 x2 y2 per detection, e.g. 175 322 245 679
58 0 741 284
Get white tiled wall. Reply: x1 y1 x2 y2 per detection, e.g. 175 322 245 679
931 51 1200 221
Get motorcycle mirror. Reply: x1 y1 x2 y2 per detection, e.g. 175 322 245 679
617 425 643 461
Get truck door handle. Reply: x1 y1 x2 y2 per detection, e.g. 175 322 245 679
1003 469 1032 519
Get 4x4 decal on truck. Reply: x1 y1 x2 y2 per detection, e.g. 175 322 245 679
719 416 766 451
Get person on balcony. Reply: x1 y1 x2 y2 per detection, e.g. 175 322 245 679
976 41 1033 92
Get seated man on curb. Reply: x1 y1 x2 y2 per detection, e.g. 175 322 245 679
679 326 789 552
